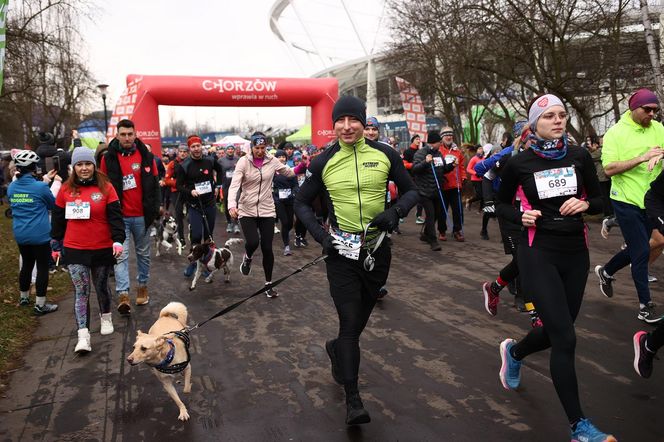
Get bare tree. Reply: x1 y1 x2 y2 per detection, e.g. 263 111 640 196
387 0 641 141
0 0 95 149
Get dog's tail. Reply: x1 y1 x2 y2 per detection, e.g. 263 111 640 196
159 302 188 327
224 238 244 248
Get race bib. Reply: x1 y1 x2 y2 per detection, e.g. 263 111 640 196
65 201 91 219
225 170 234 178
331 229 361 261
445 155 457 164
433 156 444 167
533 167 577 199
297 175 305 186
122 174 137 191
195 181 212 194
278 188 292 199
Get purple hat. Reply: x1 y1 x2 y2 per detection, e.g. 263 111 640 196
629 88 659 111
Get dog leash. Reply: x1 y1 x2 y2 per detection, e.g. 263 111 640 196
184 254 328 333
197 196 214 243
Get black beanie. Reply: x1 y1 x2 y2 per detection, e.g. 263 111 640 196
332 95 366 127
38 132 55 145
427 130 442 144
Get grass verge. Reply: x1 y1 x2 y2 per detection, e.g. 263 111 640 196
0 215 71 390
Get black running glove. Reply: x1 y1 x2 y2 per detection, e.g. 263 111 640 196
321 235 339 256
370 206 402 232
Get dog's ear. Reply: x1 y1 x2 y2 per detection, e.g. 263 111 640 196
137 330 144 336
155 336 168 347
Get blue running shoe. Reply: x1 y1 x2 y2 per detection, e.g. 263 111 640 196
571 418 617 442
183 262 196 278
499 338 521 390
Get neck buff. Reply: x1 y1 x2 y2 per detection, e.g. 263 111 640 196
528 132 568 160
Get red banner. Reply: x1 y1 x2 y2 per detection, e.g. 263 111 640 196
108 75 339 151
395 77 428 141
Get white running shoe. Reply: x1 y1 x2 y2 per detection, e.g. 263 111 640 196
100 313 114 335
75 328 91 353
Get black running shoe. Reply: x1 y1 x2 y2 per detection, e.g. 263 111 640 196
325 339 343 385
345 393 371 425
34 302 58 316
594 265 614 298
638 302 664 324
633 331 656 378
240 255 252 276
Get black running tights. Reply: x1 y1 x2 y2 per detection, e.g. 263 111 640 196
511 246 589 424
239 217 275 281
18 243 50 297
275 200 294 246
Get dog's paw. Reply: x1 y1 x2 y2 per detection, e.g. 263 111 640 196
178 409 190 421
183 385 191 394
204 277 213 283
189 286 195 291
224 279 230 284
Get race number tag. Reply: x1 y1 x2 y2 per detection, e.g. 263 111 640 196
195 181 212 194
433 156 444 167
278 188 291 199
533 167 577 199
122 174 137 191
330 229 361 261
297 175 305 186
225 170 234 178
445 154 457 164
65 201 91 219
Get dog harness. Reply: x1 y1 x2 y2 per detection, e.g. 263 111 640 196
151 330 191 374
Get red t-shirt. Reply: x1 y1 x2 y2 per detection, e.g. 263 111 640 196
100 151 158 217
56 182 120 250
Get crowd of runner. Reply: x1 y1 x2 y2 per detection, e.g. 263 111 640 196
6 89 664 441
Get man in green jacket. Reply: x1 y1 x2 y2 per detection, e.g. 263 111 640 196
594 88 664 323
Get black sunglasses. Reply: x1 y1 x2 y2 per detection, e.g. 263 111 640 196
641 106 660 114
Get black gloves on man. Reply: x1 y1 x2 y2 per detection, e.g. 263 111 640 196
370 206 403 232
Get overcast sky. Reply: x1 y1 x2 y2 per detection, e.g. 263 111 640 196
80 0 320 132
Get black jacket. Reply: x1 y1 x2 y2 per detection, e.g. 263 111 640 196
176 156 223 208
412 145 455 198
103 138 161 230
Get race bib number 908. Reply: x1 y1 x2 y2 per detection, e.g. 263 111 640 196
533 167 577 199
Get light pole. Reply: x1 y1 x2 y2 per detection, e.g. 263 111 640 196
97 84 109 136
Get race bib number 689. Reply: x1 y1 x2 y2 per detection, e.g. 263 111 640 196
533 167 577 199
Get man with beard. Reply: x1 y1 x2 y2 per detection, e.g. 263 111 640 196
412 130 456 250
439 127 466 242
594 88 664 324
100 119 160 312
177 135 224 276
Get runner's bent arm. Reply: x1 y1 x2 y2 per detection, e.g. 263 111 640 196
294 156 329 243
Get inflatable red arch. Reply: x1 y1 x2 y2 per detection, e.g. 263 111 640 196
107 74 339 151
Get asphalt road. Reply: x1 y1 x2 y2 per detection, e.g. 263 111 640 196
0 211 662 441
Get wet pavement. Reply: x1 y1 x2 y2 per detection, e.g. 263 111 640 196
1 212 663 441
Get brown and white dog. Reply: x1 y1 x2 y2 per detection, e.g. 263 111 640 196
126 302 192 421
187 238 243 291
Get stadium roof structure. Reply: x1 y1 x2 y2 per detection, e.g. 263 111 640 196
269 0 390 114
